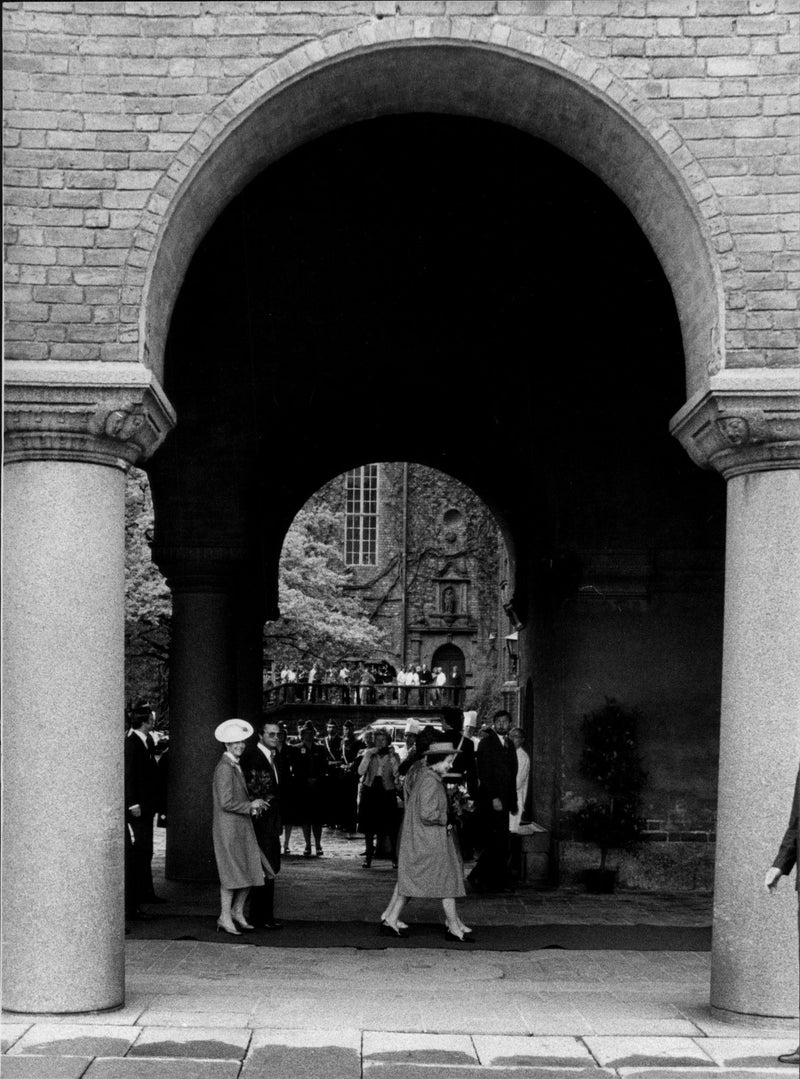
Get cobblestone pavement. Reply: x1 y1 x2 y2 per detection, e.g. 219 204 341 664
3 830 796 1077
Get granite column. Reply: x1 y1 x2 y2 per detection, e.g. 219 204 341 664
671 370 800 1024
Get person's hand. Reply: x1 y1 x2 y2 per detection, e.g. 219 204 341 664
765 866 783 893
492 797 503 812
129 805 141 818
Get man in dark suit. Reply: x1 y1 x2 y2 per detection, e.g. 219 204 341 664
241 718 286 929
125 700 162 911
468 709 518 892
765 765 799 1066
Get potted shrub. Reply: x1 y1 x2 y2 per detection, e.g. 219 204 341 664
571 698 646 893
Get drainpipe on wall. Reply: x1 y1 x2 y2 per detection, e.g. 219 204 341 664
400 461 408 666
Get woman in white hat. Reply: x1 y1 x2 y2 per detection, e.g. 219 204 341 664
380 733 473 942
212 718 272 935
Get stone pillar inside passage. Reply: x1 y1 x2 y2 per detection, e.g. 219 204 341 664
671 370 800 1026
2 362 174 1014
162 566 239 881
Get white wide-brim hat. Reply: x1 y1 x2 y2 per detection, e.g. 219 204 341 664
214 719 254 743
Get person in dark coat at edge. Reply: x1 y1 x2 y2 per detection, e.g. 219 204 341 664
125 699 164 915
764 764 799 1066
240 718 287 929
467 709 517 893
440 706 478 860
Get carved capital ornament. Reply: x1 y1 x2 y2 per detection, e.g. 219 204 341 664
670 370 800 479
3 361 175 469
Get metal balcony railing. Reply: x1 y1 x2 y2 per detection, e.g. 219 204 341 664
263 681 469 709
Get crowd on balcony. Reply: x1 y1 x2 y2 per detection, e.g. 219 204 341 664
264 660 465 707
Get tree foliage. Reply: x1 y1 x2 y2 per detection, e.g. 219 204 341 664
264 504 385 668
124 469 171 714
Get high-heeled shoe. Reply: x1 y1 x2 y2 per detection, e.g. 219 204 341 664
303 847 312 858
315 848 324 857
444 927 475 943
283 846 290 855
231 914 254 931
379 916 408 929
380 921 408 938
216 918 241 936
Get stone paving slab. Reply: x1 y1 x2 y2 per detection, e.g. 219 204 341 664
8 1025 140 1058
127 1025 251 1060
83 1061 241 1079
1 1023 31 1052
363 1030 478 1063
696 1035 800 1068
472 1034 596 1067
243 1027 361 1079
0 1056 93 1078
417 1006 529 1035
577 1020 704 1037
362 1067 614 1078
133 1009 252 1028
618 1072 789 1079
584 1035 715 1069
679 1007 796 1037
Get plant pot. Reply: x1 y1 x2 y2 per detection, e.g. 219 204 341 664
585 868 617 894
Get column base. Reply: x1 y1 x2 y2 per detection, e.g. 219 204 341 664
3 999 126 1018
711 1004 798 1030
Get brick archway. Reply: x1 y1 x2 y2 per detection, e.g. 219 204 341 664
129 17 736 398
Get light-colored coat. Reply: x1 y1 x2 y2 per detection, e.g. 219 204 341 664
509 746 531 834
212 754 268 889
397 763 465 899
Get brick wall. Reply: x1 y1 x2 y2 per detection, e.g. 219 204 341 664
4 0 798 376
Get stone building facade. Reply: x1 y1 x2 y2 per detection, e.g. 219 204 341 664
3 0 798 1028
307 461 511 701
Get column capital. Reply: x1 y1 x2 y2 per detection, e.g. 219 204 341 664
3 361 176 469
152 545 248 594
670 369 800 479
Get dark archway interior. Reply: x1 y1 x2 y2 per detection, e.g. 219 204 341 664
150 114 725 835
151 113 724 616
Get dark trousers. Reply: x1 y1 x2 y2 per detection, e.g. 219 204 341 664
128 811 155 901
471 807 510 890
249 836 281 925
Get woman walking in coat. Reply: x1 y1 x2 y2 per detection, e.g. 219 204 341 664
212 719 272 935
380 739 473 942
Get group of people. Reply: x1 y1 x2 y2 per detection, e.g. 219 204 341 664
209 706 531 939
265 660 465 707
